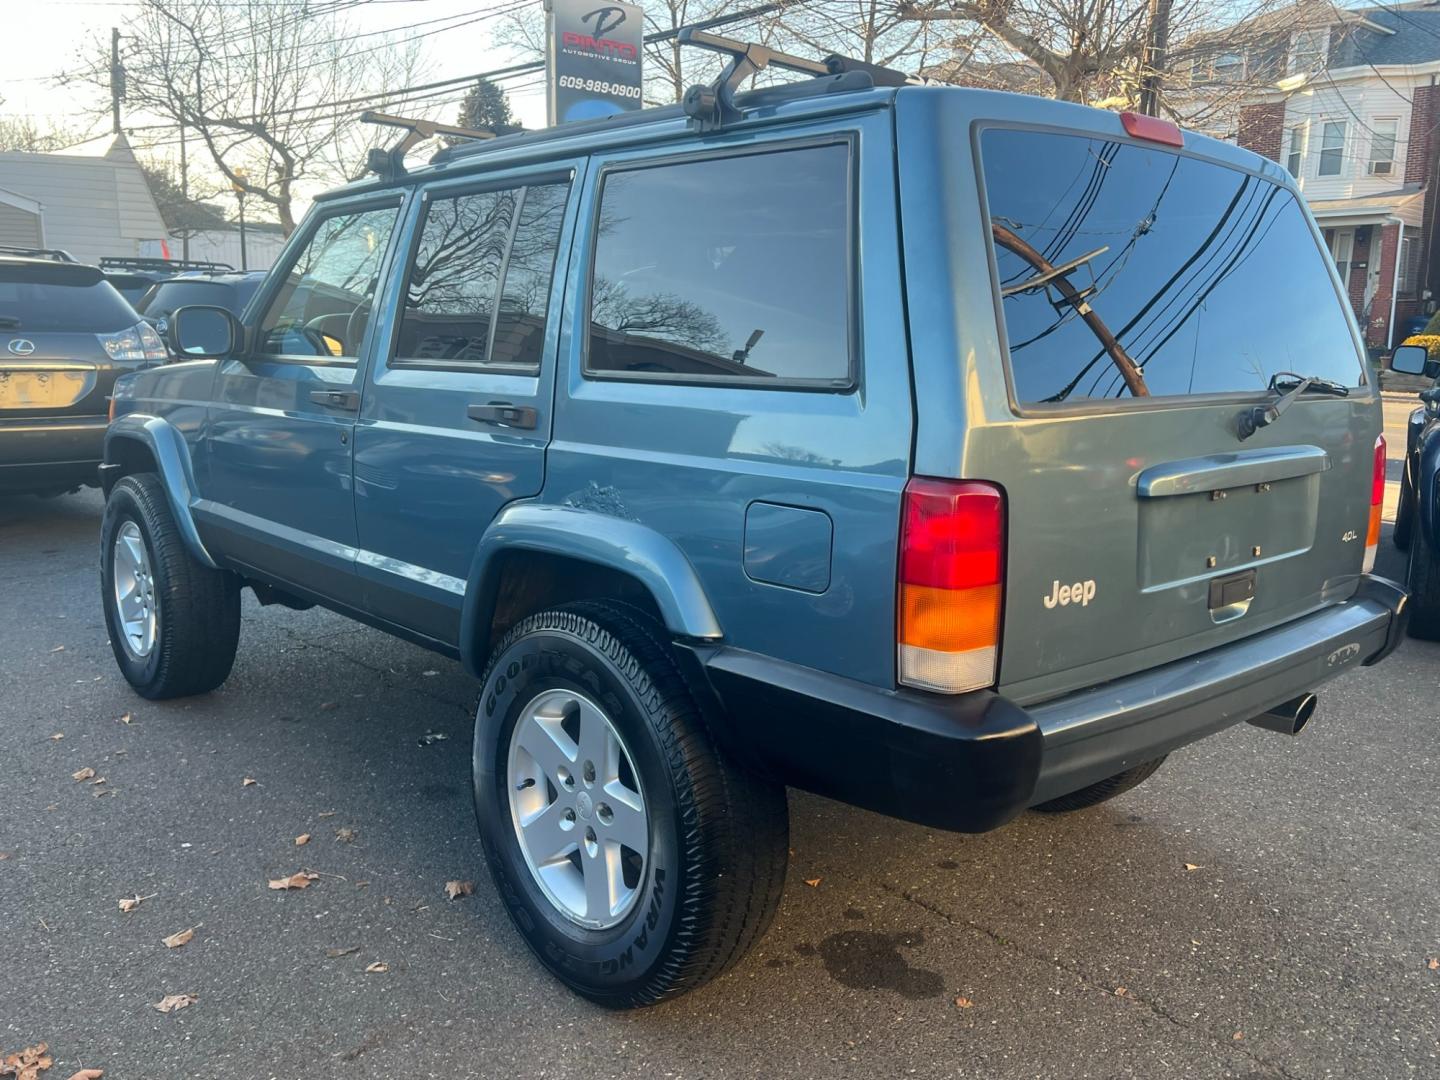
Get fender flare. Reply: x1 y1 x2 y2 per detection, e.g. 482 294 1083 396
104 414 219 569
458 504 722 676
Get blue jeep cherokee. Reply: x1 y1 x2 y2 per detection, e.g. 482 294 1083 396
100 36 1408 1005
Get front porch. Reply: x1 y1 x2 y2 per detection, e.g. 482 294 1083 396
1311 187 1426 349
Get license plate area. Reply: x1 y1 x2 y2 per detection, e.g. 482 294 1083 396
0 369 93 410
1137 473 1319 591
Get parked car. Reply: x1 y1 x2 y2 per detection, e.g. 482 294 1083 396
1389 343 1440 635
0 245 76 263
100 257 237 309
1 257 165 495
100 40 1408 1007
134 271 267 340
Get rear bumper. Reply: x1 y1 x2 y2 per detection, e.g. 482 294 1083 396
687 575 1408 833
0 415 108 490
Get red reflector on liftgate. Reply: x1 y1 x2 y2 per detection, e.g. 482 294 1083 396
1119 111 1184 147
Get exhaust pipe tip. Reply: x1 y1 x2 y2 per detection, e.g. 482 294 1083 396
1247 693 1317 736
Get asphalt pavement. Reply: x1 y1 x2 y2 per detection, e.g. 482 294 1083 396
1 406 1437 1079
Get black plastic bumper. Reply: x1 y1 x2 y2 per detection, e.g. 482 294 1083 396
684 574 1408 834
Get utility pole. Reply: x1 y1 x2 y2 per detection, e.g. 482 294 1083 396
110 28 124 134
1138 0 1171 118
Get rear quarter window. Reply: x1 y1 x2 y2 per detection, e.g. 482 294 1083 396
979 128 1363 405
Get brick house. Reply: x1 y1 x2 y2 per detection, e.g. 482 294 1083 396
1230 5 1440 350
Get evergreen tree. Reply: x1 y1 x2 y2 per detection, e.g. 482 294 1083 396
457 78 514 131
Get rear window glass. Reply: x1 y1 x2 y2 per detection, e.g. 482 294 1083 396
0 271 137 332
139 280 235 317
980 129 1363 404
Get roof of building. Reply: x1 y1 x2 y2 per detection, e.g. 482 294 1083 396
1333 6 1440 68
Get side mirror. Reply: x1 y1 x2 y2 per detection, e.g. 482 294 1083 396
1391 343 1432 376
168 305 239 359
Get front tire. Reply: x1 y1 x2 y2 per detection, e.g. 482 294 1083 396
101 473 241 698
473 601 789 1007
1031 757 1166 813
1406 513 1440 639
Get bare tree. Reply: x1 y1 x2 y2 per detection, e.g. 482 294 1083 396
78 0 421 234
762 0 935 70
897 0 1309 120
0 107 90 153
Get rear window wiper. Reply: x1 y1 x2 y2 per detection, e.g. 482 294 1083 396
1238 371 1350 441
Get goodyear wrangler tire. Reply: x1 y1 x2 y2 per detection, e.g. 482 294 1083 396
101 472 241 699
1405 515 1440 640
472 600 789 1007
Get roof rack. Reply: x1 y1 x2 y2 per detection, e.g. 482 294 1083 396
678 28 914 131
0 245 76 263
99 256 235 274
361 111 516 181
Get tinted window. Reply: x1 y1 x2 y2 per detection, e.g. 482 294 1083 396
586 144 851 385
0 269 137 332
258 206 399 358
139 280 237 318
394 181 567 371
981 129 1362 404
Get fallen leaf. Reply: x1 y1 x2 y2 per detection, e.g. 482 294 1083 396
0 852 10 860
1429 957 1439 971
66 1070 104 1080
1183 863 1202 872
162 925 197 949
152 993 197 1013
421 669 439 677
91 777 106 786
326 945 360 958
48 733 63 741
50 644 65 652
294 834 311 847
417 732 448 746
364 962 388 974
803 878 821 888
0 1042 52 1080
119 713 134 725
334 828 356 843
1232 1032 1244 1041
317 811 337 818
1114 986 1131 998
268 871 318 891
954 996 974 1009
117 893 155 913
92 789 114 799
444 880 474 901
241 778 256 787
71 767 95 782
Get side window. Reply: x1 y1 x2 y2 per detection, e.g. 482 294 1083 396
258 205 400 359
585 143 852 386
394 180 569 372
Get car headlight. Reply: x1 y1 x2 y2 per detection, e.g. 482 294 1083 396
98 322 168 362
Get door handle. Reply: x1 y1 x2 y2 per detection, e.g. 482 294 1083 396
309 389 360 411
467 401 537 430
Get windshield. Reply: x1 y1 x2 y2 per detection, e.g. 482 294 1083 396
0 270 138 332
980 128 1365 404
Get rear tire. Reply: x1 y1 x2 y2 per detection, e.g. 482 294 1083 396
1405 514 1440 639
1031 757 1166 814
472 600 789 1007
101 473 241 698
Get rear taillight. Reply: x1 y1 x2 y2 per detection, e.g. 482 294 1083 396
1364 434 1384 573
898 478 1004 694
97 321 167 363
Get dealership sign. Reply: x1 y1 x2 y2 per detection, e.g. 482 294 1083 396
546 0 644 125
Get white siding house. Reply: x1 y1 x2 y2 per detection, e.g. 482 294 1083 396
0 134 168 264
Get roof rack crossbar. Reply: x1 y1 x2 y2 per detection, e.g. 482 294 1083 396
99 256 235 273
678 27 914 130
360 110 499 181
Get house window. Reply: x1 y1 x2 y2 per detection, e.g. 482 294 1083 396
1318 120 1346 176
1212 51 1245 83
1290 28 1327 74
1286 125 1305 177
1399 235 1422 295
1368 118 1399 176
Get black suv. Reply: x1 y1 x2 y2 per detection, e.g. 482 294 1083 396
136 272 267 339
0 258 165 495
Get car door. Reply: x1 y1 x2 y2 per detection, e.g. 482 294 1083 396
352 162 583 645
198 197 405 605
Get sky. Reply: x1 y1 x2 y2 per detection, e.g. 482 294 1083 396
0 0 551 215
